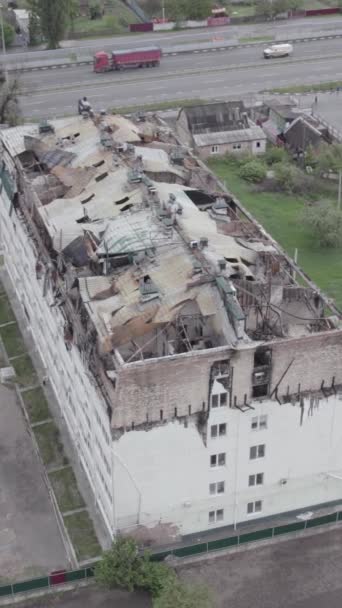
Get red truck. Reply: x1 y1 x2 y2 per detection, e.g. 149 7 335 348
94 46 162 72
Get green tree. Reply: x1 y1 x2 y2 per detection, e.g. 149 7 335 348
186 0 212 20
302 200 342 247
95 537 142 591
316 142 342 174
165 0 187 21
68 0 79 32
28 11 41 45
0 78 21 126
1 22 15 48
95 537 176 596
26 0 71 49
89 1 103 19
153 579 214 608
255 0 292 18
265 145 288 166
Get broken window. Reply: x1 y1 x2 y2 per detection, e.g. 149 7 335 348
249 473 264 486
210 423 227 437
252 384 269 398
220 393 227 407
208 509 224 523
210 452 226 467
209 481 225 495
254 348 271 367
251 415 268 430
250 444 265 460
247 500 262 514
212 394 219 408
219 423 226 436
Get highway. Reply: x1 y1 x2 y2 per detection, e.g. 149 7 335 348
7 14 342 58
19 38 342 118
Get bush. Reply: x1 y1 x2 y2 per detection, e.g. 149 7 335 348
1 22 15 48
95 537 142 591
95 537 176 597
89 1 102 19
137 560 177 597
239 159 266 183
153 579 213 608
104 15 121 33
273 162 313 195
302 200 342 247
265 146 288 166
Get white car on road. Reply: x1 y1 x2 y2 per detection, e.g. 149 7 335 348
263 43 293 59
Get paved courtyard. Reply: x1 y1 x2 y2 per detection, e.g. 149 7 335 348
0 383 68 582
181 527 342 608
14 586 150 608
13 527 342 608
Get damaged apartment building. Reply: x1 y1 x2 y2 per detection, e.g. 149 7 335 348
0 108 342 545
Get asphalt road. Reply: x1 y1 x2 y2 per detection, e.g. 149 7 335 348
7 14 342 59
19 39 342 118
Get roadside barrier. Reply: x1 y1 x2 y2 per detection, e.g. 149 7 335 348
0 509 341 600
5 33 342 73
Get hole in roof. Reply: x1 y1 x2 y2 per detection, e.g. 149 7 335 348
76 214 91 224
93 160 105 168
225 257 238 263
81 194 95 204
95 172 108 182
63 132 80 140
115 196 129 206
241 258 253 267
120 203 133 212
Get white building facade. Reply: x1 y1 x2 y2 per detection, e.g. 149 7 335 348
1 118 342 548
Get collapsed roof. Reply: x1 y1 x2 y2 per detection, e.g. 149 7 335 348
1 108 339 370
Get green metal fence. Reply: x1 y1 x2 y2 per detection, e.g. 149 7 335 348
0 511 340 599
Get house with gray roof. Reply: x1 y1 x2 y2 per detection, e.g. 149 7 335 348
176 101 266 158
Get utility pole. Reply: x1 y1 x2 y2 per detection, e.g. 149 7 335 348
161 0 165 21
338 169 342 211
0 3 8 83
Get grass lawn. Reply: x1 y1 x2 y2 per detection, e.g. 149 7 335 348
49 467 85 513
63 511 101 561
239 35 274 43
268 81 342 94
22 387 50 424
230 4 256 16
12 354 38 387
0 295 16 325
0 323 26 358
208 158 342 308
34 421 67 468
69 1 137 37
113 98 204 114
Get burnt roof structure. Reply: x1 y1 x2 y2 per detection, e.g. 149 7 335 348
0 108 340 431
180 101 248 135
